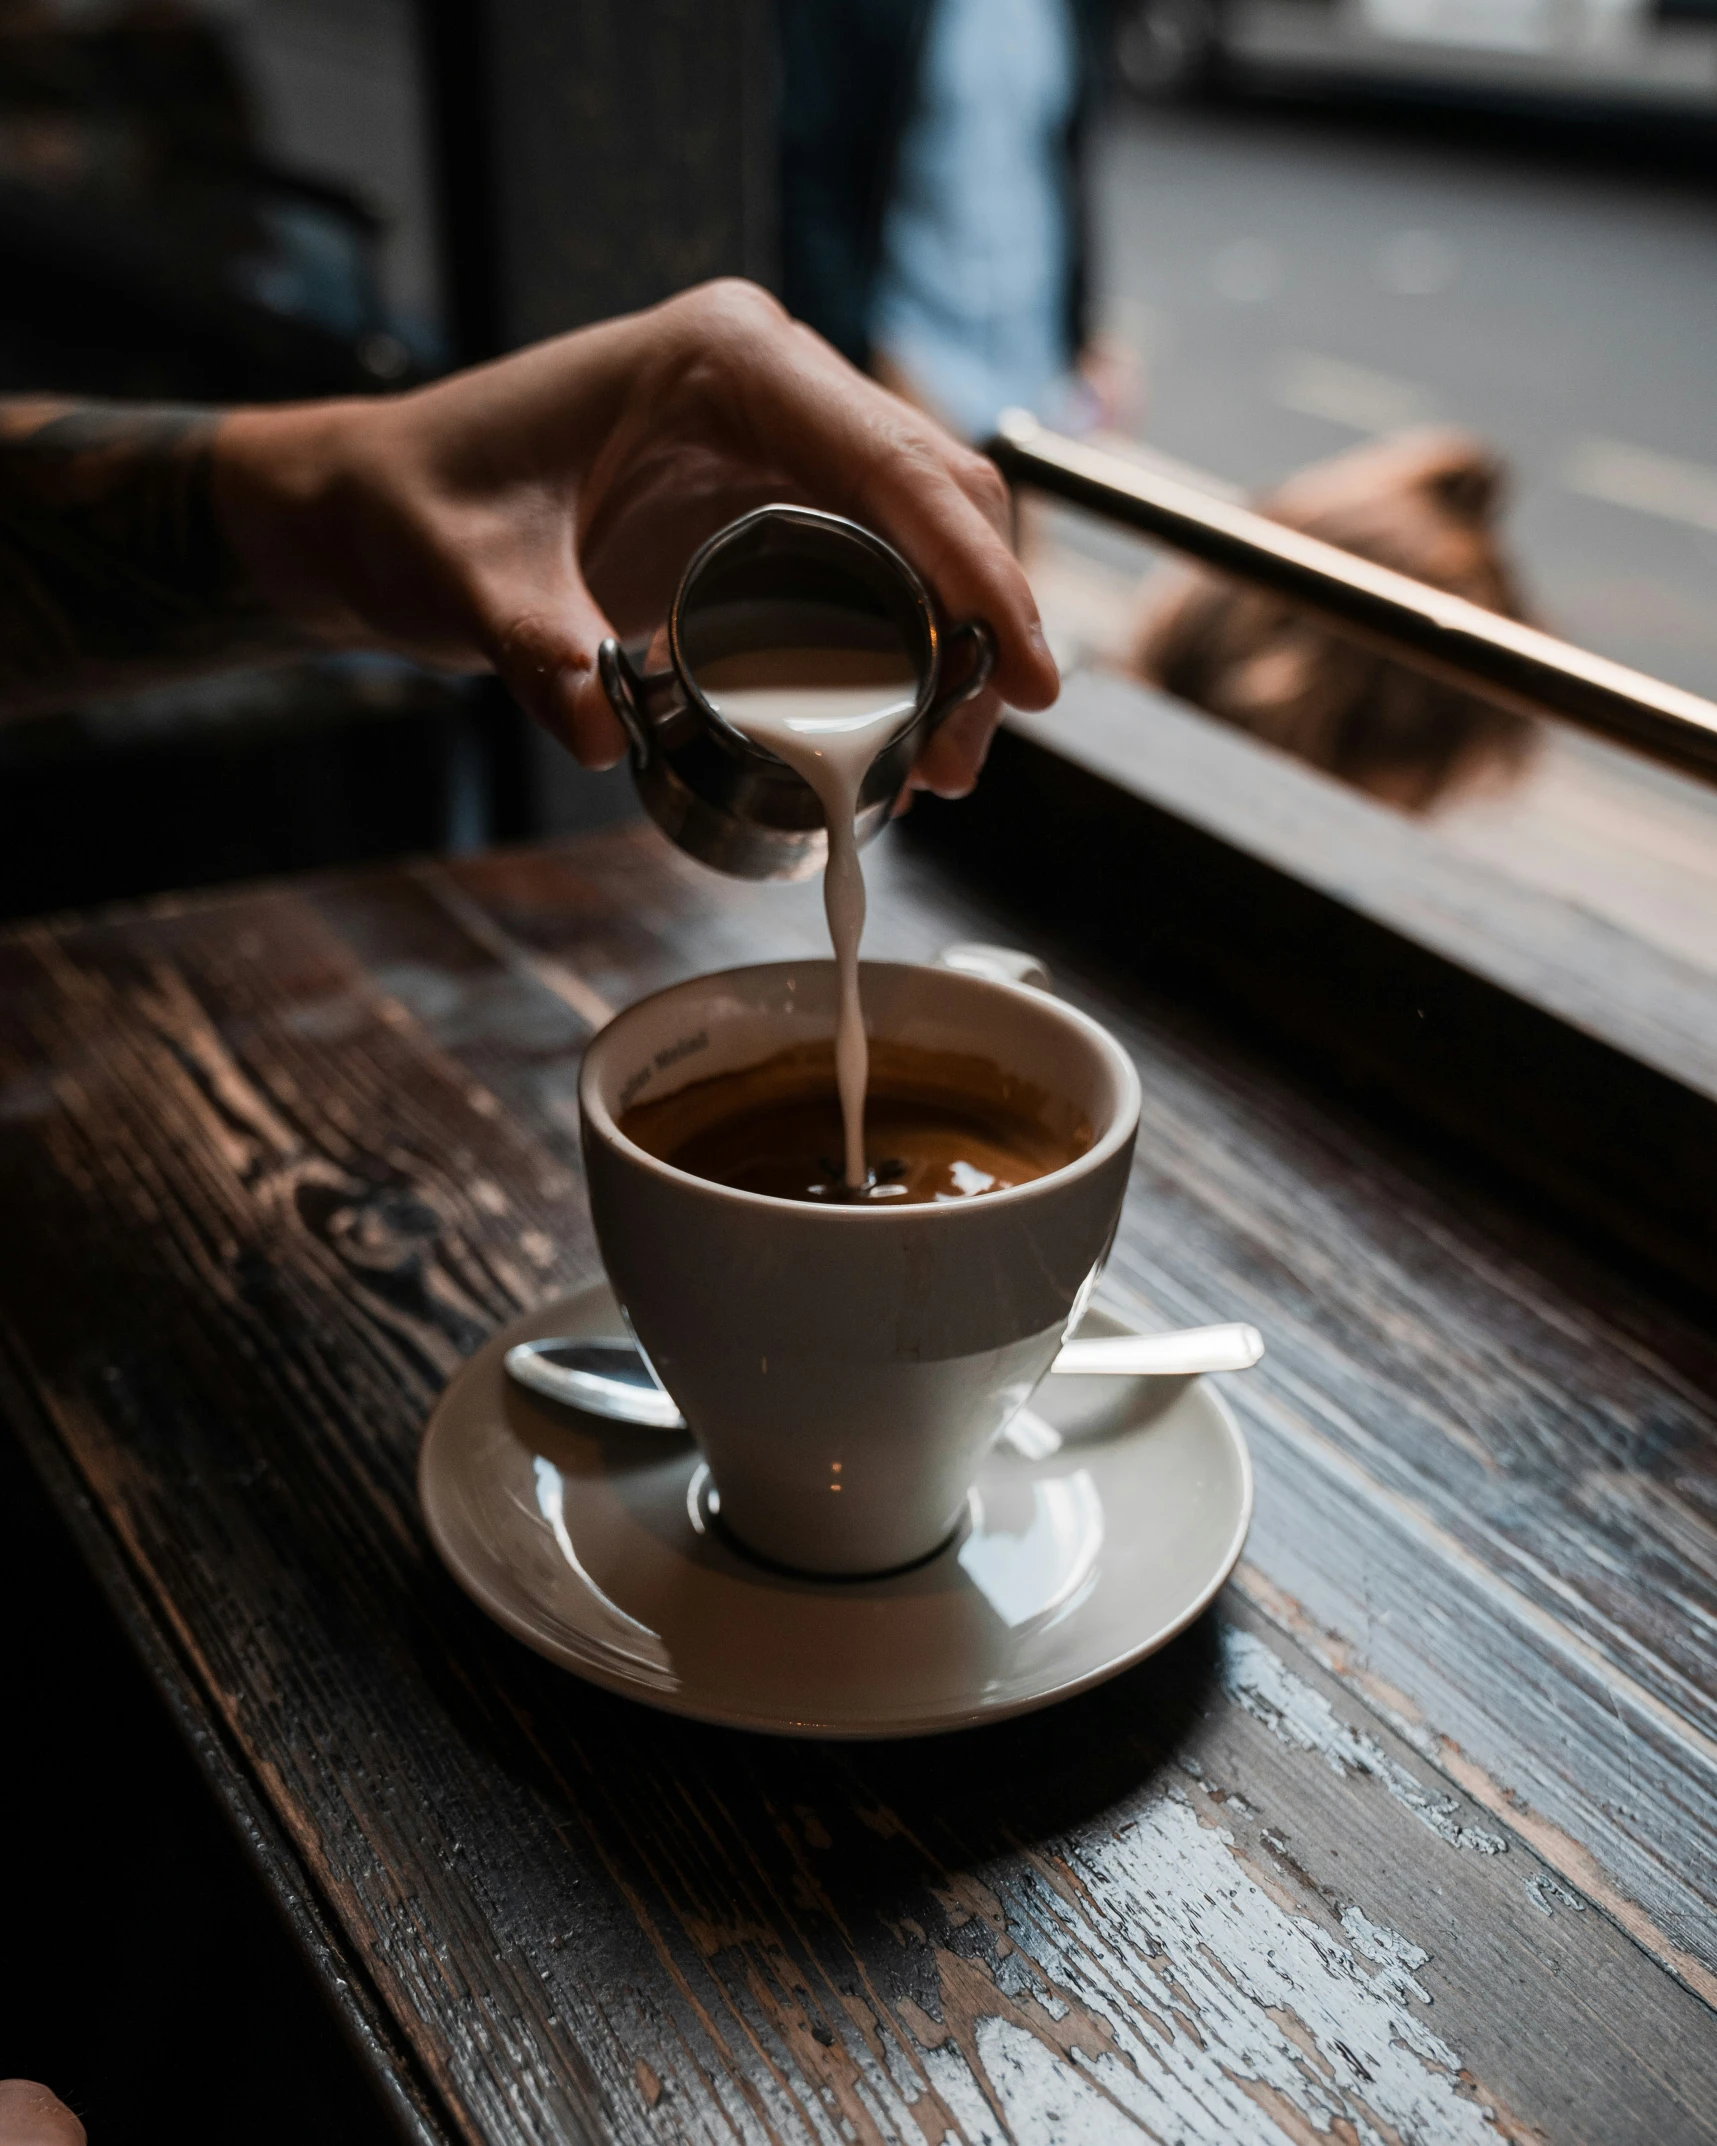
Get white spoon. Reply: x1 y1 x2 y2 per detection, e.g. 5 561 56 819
504 1322 1263 1432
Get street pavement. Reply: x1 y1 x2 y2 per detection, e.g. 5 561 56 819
1093 94 1717 704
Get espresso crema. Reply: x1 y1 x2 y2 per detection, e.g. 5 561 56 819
620 1039 1089 1207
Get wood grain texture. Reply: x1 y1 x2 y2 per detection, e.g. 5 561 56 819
3 824 1715 2145
420 0 775 364
434 833 1717 1990
0 1354 455 2146
483 0 774 346
1011 671 1717 1102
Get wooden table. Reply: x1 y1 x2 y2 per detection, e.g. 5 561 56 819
3 820 1714 2146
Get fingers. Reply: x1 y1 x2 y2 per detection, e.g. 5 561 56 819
865 441 1060 718
0 2079 86 2146
420 286 1061 783
721 317 1061 717
909 687 1003 799
559 661 636 771
489 600 630 771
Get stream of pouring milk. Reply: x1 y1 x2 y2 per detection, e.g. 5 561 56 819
699 647 918 1191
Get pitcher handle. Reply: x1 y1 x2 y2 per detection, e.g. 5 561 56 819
598 637 652 766
926 619 997 730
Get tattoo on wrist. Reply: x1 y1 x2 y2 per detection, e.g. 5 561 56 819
0 398 289 713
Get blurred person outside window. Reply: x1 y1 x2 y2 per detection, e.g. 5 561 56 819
1130 429 1537 811
780 0 1126 443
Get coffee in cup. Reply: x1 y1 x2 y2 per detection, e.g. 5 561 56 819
619 1036 1089 1205
581 959 1140 1576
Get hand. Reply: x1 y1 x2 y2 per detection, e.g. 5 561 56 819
0 2080 85 2146
215 280 1059 796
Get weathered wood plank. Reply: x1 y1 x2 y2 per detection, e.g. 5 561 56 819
0 1344 456 2146
2 831 1714 2146
920 680 1717 1306
426 830 1717 1994
1011 672 1717 1102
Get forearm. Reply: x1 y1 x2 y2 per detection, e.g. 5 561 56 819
0 283 1054 785
208 314 650 670
0 398 297 718
0 313 667 720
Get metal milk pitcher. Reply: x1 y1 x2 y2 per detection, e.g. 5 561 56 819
596 504 995 881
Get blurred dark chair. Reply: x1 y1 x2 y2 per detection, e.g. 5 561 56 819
0 0 536 922
0 0 429 398
0 659 538 922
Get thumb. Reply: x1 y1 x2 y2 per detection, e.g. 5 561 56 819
0 2079 86 2146
490 588 630 772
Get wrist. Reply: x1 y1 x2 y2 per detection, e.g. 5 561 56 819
211 400 375 645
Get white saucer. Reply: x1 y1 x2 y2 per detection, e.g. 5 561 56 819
420 1282 1253 1739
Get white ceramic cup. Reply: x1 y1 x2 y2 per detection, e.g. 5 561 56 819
579 960 1141 1575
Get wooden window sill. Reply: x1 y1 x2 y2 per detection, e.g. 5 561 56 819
912 665 1717 1304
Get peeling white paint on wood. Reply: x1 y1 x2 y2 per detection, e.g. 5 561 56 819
33 853 1717 2146
925 2038 1012 2146
1525 1874 1589 1918
1222 1628 1509 1855
883 1792 1505 2144
978 2017 1145 2144
1009 1795 1505 2145
1341 1904 1433 2005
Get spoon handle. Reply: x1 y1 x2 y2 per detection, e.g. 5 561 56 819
1051 1323 1264 1377
504 1341 686 1429
505 1319 1265 1428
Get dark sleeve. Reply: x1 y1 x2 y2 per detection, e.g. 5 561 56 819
777 0 931 372
0 399 284 717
